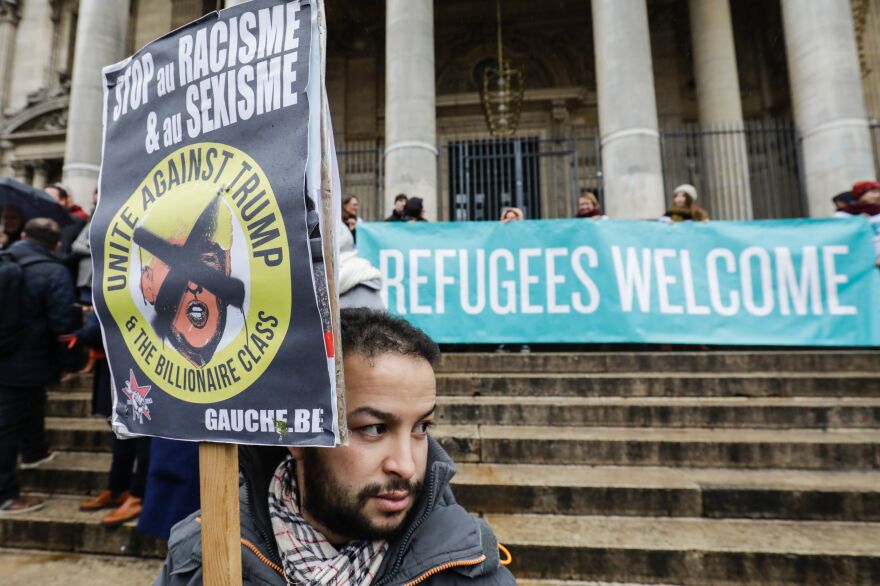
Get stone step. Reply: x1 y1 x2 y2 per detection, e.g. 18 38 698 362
46 419 880 469
22 454 880 523
438 351 880 374
517 582 681 586
19 451 109 496
46 417 112 452
487 514 880 585
452 464 880 521
517 582 682 586
433 425 880 469
46 392 92 418
49 393 880 429
0 495 166 559
437 372 880 397
54 374 880 401
436 396 880 428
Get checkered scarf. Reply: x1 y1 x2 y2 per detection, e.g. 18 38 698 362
268 455 388 586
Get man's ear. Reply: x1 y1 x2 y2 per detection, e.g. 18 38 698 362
288 446 304 462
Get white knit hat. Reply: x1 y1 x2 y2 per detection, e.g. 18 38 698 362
673 184 698 200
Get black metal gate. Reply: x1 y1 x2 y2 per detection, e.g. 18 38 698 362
659 119 806 219
444 137 586 221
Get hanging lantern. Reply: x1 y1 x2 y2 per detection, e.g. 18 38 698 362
481 0 524 136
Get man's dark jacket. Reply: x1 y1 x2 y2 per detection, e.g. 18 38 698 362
0 239 76 387
155 438 516 585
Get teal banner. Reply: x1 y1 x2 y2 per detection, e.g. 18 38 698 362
358 218 880 346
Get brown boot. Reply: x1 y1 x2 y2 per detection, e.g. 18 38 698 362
80 490 129 511
101 495 142 526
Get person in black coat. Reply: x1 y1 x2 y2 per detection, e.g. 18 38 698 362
0 219 76 514
385 193 408 221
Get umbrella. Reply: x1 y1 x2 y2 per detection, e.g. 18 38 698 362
0 176 74 227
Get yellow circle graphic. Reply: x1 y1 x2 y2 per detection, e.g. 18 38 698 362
102 142 292 403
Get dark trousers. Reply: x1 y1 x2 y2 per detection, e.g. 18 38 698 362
0 386 46 502
108 436 151 499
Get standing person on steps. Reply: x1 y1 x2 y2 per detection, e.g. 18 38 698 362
0 219 76 514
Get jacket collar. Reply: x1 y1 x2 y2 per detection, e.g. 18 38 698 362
236 436 471 580
8 239 54 260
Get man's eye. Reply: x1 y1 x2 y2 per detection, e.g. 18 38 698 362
415 421 434 434
359 424 386 437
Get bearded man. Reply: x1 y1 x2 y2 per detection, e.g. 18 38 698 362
155 308 515 585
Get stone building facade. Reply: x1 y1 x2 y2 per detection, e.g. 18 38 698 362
1 0 879 221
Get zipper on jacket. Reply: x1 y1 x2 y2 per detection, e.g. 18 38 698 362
241 537 285 577
373 465 440 586
401 554 487 586
241 470 284 570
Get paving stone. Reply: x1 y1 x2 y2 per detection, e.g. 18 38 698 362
0 548 164 586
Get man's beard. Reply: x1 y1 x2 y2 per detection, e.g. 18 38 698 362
295 448 424 542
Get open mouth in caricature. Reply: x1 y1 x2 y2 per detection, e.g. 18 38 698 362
187 300 209 328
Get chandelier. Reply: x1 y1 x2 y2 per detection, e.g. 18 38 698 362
481 0 524 136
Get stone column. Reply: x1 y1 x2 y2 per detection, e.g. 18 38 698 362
0 1 20 116
592 0 664 219
10 161 27 183
62 0 130 207
781 0 875 217
31 161 49 190
688 0 753 220
384 0 438 219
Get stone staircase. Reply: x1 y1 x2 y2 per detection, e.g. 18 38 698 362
2 351 879 585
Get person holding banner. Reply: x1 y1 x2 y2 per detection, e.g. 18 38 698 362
835 180 880 266
661 184 709 223
575 191 607 220
385 194 409 222
500 207 525 223
403 197 429 222
156 309 514 586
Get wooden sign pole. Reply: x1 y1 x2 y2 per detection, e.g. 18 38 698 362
199 442 243 586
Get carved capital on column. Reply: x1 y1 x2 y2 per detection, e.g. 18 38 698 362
0 0 21 25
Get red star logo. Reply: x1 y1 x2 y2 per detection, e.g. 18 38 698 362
123 369 153 422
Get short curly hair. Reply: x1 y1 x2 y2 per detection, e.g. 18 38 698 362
340 308 440 367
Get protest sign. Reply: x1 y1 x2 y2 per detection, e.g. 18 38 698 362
359 218 880 346
93 0 342 447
